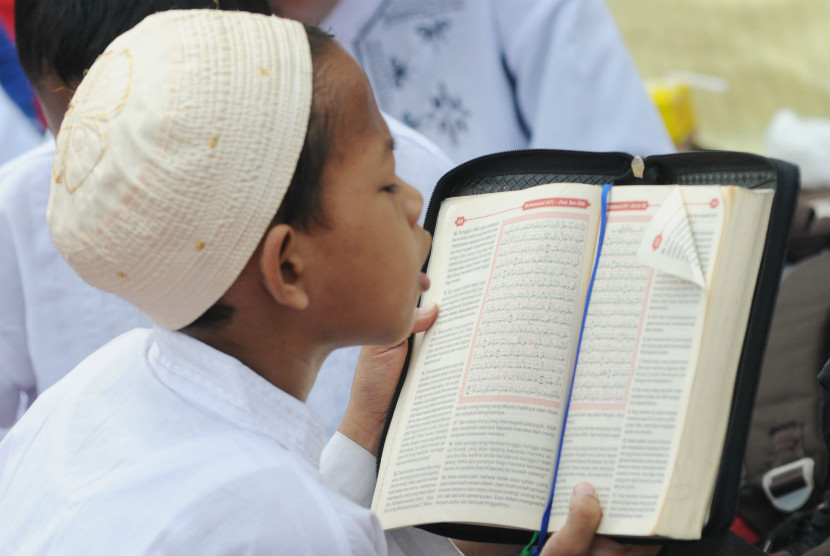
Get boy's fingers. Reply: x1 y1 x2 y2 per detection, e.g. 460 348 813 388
411 303 438 334
540 483 602 556
588 537 662 556
359 304 438 362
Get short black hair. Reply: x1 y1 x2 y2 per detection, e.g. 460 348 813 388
271 25 335 233
15 0 271 85
184 25 337 332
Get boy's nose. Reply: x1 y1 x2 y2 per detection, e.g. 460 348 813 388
399 178 423 225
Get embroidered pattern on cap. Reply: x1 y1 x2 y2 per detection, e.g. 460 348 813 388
53 50 133 193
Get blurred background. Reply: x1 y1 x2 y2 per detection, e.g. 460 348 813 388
606 2 830 551
608 0 829 159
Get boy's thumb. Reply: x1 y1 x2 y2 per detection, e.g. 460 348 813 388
540 483 602 556
411 303 439 334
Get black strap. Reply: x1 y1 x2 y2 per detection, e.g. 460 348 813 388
817 358 830 393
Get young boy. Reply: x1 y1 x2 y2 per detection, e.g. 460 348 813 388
0 0 452 439
0 10 612 556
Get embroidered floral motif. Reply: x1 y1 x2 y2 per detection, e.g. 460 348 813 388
52 49 133 193
353 1 470 148
408 82 470 144
415 19 451 43
390 57 410 89
432 82 469 144
402 112 424 130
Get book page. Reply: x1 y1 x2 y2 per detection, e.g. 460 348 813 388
637 187 706 287
548 186 724 536
373 183 602 531
653 185 773 538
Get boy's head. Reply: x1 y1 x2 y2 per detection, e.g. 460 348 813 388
48 11 430 352
267 0 335 25
14 0 271 133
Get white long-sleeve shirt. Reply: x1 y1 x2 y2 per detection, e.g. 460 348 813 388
0 85 42 167
0 139 151 429
0 327 456 555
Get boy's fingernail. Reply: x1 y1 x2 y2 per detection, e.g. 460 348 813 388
416 303 437 317
573 483 597 499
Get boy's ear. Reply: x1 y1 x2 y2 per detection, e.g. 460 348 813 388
259 224 310 310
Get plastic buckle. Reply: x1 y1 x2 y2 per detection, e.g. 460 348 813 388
762 457 815 512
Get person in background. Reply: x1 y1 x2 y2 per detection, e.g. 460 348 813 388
271 0 676 164
0 0 13 33
0 25 41 165
0 0 272 435
0 11 637 555
0 0 453 438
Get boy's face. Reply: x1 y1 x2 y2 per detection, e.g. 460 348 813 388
301 46 431 347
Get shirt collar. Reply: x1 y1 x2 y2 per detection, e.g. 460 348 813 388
148 326 324 467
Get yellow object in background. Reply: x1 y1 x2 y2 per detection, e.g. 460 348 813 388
648 80 698 150
607 0 830 155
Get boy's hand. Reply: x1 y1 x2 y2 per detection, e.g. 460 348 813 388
454 483 661 556
339 303 439 455
540 483 603 556
541 483 661 556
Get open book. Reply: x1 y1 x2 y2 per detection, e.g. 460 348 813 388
372 181 775 541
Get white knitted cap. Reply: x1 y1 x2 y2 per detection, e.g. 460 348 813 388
48 10 312 330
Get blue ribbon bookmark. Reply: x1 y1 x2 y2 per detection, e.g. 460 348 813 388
526 183 614 555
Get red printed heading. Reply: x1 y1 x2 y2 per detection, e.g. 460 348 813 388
607 201 649 212
523 197 591 210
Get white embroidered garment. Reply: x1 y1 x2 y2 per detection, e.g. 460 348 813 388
0 328 453 555
324 0 676 164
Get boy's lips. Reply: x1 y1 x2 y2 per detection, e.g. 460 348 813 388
418 271 431 291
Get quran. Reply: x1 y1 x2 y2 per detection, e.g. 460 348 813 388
372 178 779 541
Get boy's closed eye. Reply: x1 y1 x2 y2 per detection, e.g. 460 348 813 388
381 183 399 194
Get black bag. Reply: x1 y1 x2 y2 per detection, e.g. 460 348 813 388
377 148 800 543
737 252 830 538
761 361 830 556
